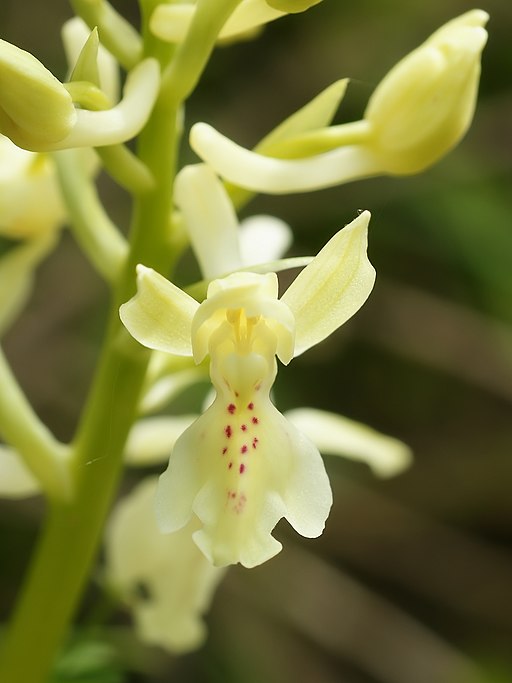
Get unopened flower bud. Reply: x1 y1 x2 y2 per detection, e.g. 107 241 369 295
364 9 489 174
0 39 76 150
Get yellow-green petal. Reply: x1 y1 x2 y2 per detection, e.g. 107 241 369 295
190 122 380 194
52 58 160 150
120 265 198 356
285 408 412 477
175 164 242 279
282 211 375 356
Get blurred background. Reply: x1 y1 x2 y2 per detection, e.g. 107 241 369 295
1 1 512 681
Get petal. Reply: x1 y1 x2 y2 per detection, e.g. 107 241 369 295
120 265 198 356
175 164 242 279
191 272 295 365
156 390 331 568
52 59 160 149
61 17 120 103
282 211 375 356
257 78 349 150
105 477 226 654
190 122 380 194
239 214 292 265
285 408 412 477
124 415 198 466
0 444 41 498
276 411 332 538
155 415 207 533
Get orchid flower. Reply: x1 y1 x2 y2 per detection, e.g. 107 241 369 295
105 477 226 654
120 206 375 567
150 0 323 45
0 33 159 152
189 10 488 193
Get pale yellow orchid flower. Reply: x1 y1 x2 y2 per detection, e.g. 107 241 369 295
120 210 375 567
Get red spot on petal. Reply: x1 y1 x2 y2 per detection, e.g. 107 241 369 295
241 445 248 454
230 491 236 499
241 424 247 432
252 416 259 424
222 447 228 455
247 402 254 410
224 425 232 438
227 403 236 414
228 461 233 469
239 463 246 474
252 437 259 449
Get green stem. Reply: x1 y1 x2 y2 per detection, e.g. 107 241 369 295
95 144 155 194
161 0 243 104
53 149 128 282
0 97 180 683
0 347 70 500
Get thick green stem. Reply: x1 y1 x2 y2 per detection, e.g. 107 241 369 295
0 97 180 683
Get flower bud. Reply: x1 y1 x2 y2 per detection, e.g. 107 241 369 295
0 39 76 150
364 9 489 174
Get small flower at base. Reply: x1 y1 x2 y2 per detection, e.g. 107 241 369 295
105 477 226 654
